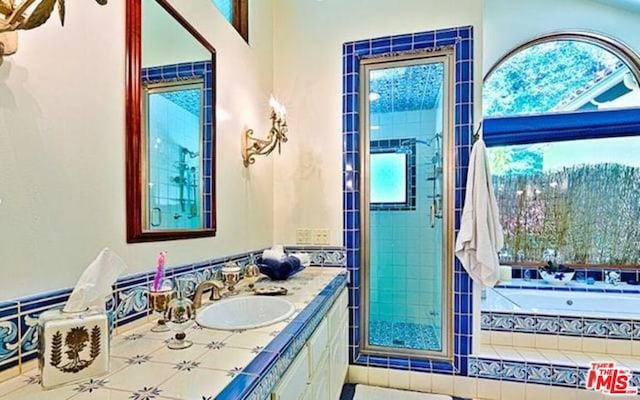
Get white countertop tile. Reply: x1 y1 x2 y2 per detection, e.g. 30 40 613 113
150 343 210 364
0 267 344 400
157 367 234 399
196 346 261 373
103 361 177 392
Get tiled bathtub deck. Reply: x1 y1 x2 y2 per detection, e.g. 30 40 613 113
0 268 347 400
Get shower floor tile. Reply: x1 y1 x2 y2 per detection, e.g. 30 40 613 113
369 320 441 351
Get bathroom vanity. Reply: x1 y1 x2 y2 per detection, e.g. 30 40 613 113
0 268 348 400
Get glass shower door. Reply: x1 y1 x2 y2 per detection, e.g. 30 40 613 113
360 53 453 358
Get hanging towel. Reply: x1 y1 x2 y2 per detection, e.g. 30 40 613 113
455 138 504 287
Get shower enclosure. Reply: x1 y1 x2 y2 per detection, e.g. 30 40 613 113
360 51 454 358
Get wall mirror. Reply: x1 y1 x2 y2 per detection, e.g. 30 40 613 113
126 0 216 242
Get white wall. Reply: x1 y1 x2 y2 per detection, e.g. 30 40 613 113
142 0 211 67
272 0 484 245
0 0 275 300
484 0 640 74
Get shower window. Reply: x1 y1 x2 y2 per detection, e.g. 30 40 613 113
484 32 640 268
370 139 416 211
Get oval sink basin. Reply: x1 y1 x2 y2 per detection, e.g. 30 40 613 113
195 296 295 330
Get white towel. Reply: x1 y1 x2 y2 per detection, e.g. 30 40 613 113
262 246 286 262
454 138 504 287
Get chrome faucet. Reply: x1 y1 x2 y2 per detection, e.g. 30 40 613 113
192 279 225 309
192 261 260 308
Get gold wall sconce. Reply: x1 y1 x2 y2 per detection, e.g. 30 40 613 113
242 96 288 167
0 0 107 66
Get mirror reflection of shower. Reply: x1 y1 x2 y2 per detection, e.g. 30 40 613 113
145 80 204 230
173 146 200 219
396 133 443 227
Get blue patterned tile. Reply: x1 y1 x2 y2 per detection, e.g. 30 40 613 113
608 319 633 339
526 363 553 384
535 316 559 334
501 361 527 381
583 319 609 337
0 314 19 366
558 317 583 336
552 366 581 388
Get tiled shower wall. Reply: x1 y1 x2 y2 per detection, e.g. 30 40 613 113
369 109 443 326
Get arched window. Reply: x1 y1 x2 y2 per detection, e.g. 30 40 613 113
483 32 640 269
484 32 640 118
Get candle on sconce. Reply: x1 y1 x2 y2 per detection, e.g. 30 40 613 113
269 95 286 119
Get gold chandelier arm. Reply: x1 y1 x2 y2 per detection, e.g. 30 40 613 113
242 114 289 167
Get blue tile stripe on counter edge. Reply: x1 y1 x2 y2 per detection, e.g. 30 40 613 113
0 246 346 375
343 26 475 376
216 273 348 400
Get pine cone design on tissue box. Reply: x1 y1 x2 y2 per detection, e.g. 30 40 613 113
49 326 101 373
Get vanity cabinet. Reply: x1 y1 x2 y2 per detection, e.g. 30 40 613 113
272 288 348 400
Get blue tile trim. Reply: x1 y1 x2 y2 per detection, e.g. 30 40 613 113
482 311 639 340
216 273 348 400
343 26 475 376
142 60 215 229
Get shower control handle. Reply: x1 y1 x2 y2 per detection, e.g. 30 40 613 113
430 201 436 228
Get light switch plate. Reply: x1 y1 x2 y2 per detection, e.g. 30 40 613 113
313 229 330 245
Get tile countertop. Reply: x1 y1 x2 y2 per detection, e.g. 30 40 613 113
0 267 347 400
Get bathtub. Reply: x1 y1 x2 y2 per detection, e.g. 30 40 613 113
483 287 640 319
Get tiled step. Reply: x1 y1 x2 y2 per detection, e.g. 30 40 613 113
474 344 640 371
469 344 640 390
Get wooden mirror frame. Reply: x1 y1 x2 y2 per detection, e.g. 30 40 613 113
126 0 217 243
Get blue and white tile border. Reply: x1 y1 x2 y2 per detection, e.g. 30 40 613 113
342 26 475 375
469 356 640 391
481 311 639 340
284 246 346 267
0 245 344 377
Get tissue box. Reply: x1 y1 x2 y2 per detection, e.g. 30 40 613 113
38 307 110 390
